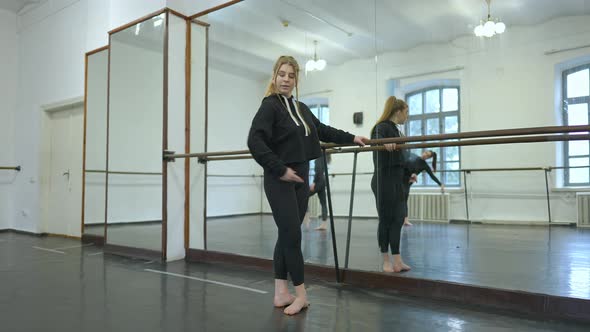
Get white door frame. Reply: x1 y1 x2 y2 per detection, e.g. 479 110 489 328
40 97 84 236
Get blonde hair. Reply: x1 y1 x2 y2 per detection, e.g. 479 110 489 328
265 55 310 135
265 55 300 97
372 96 408 132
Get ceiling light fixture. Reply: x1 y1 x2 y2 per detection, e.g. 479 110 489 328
474 0 506 38
306 40 327 73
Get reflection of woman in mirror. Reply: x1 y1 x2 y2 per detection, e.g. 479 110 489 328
304 154 331 231
248 55 369 315
371 96 411 273
403 150 445 226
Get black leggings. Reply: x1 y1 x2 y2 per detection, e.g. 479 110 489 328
371 168 406 255
264 163 309 286
309 187 327 221
403 181 411 218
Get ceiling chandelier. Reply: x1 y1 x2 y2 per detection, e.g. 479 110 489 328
305 40 327 72
474 0 506 38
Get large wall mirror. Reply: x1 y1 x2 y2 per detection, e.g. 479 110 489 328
193 0 379 270
106 13 166 253
83 47 109 239
190 0 590 302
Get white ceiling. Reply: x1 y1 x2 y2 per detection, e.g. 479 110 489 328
206 0 590 78
0 0 43 14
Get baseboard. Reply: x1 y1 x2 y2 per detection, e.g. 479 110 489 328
470 219 577 226
207 212 266 219
102 220 161 227
0 229 82 239
81 233 104 246
104 243 162 261
0 229 45 236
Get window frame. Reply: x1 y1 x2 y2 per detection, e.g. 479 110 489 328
405 86 461 187
562 64 590 187
307 103 330 181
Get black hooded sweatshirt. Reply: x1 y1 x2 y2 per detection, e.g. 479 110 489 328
248 94 355 177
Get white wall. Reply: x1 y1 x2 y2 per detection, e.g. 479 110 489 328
296 15 590 223
12 0 171 233
206 68 266 216
0 9 18 229
15 1 87 232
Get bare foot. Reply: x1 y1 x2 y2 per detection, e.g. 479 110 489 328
273 293 296 307
283 297 309 315
392 262 411 272
403 217 412 226
383 260 394 272
315 222 327 231
303 213 311 229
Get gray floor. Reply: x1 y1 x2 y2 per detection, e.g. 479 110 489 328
207 215 590 300
1 232 589 331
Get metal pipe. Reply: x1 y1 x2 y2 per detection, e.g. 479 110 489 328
544 168 552 223
323 148 341 283
206 174 263 178
464 171 470 221
85 170 162 176
0 166 21 171
344 152 359 269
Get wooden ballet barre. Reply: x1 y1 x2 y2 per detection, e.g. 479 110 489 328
207 174 263 178
323 124 590 149
548 165 590 170
327 165 590 177
167 125 590 161
0 166 21 171
329 133 590 154
185 133 590 162
85 169 162 175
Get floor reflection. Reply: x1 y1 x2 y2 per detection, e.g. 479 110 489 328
207 215 590 299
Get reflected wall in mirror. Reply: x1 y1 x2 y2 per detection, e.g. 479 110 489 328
106 13 166 253
197 0 378 268
193 0 590 300
83 47 109 238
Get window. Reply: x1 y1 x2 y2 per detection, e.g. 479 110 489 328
308 104 330 182
563 64 590 186
308 104 329 124
405 87 460 187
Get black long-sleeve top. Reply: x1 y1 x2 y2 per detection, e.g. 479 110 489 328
371 121 407 174
248 94 355 177
405 152 442 186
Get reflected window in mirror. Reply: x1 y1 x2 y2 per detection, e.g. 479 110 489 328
306 103 330 181
405 87 461 187
562 64 590 186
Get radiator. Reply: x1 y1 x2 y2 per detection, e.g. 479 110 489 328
407 193 449 222
577 193 590 228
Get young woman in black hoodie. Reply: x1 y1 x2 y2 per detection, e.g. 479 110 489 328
248 55 368 315
371 96 410 273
